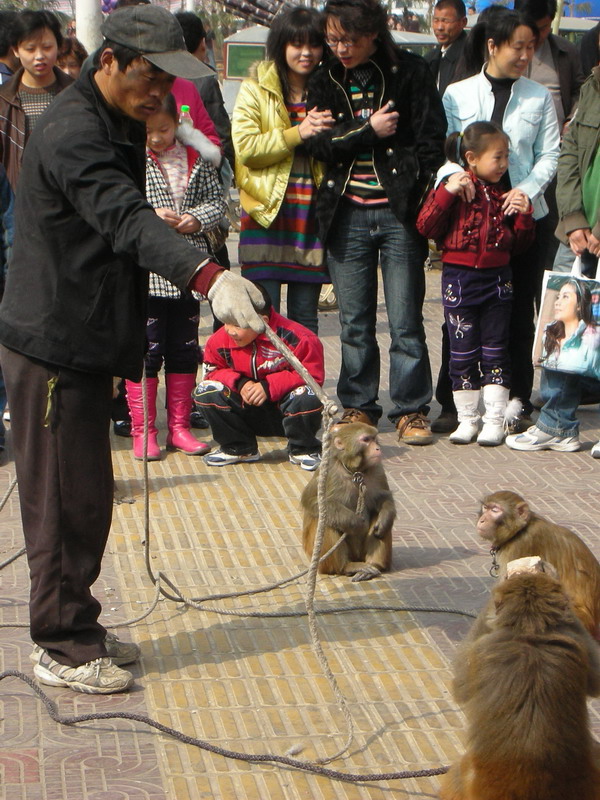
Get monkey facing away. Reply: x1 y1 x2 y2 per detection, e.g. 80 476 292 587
300 423 396 581
476 490 600 639
439 570 600 800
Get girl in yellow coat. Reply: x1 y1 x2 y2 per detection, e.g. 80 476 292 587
232 6 333 333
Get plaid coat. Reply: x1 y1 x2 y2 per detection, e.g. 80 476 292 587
145 142 226 298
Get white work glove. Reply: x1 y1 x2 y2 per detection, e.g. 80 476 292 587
207 270 266 332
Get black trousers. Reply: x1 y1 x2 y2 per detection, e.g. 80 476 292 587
1 345 113 667
195 383 322 455
145 294 200 377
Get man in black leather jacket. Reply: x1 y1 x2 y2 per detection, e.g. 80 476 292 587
305 0 446 444
0 5 263 695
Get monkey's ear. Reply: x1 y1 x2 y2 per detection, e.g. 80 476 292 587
516 501 531 522
333 436 345 450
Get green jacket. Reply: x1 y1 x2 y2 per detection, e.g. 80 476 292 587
556 66 600 244
232 61 324 228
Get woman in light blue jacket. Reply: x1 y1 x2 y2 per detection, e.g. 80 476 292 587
434 9 560 432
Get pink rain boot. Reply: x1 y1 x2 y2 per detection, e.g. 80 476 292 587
165 373 210 455
125 378 161 461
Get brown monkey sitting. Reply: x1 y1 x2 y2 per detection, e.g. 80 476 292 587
301 422 396 581
476 490 600 639
439 570 600 800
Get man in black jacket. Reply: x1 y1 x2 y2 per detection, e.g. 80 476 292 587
425 0 468 96
305 0 446 444
0 5 264 695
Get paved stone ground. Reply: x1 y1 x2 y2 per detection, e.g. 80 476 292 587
2 245 600 800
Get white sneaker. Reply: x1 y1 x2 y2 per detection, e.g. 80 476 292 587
203 448 259 466
505 426 580 452
289 452 321 471
591 442 600 459
30 633 140 667
34 651 133 694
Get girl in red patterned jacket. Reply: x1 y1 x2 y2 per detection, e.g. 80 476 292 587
417 121 534 447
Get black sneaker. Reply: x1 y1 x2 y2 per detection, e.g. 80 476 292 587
113 420 132 437
190 409 210 429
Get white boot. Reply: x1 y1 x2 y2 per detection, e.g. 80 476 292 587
449 390 481 444
478 384 509 446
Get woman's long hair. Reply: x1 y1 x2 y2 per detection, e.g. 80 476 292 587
324 0 399 65
266 6 324 103
545 279 595 358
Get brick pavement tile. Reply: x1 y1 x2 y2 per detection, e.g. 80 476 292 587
2 263 600 799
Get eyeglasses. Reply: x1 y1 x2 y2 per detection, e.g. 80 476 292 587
325 36 359 49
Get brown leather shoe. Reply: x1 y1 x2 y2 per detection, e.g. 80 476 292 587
396 412 433 445
338 408 375 426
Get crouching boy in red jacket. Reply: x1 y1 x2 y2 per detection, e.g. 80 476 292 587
194 288 324 471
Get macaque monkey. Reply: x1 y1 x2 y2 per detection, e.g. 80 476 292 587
439 570 600 800
476 490 600 639
301 422 396 581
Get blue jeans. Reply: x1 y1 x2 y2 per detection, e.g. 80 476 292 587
537 368 582 436
326 203 431 423
257 279 321 334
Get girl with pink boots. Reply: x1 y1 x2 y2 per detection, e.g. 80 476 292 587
126 93 226 460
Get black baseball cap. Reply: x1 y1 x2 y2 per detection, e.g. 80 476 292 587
101 6 212 79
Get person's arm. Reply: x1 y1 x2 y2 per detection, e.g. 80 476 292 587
406 56 448 185
180 159 227 234
511 206 536 255
415 182 459 240
173 77 221 150
513 90 560 205
50 125 263 328
232 78 302 169
198 75 234 168
201 339 245 390
556 89 591 241
442 85 462 136
303 68 378 162
0 167 13 263
263 334 324 401
567 46 586 121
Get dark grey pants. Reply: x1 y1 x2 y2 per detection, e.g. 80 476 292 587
1 345 113 667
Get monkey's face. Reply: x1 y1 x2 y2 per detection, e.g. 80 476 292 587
362 434 382 469
477 492 530 546
332 423 382 473
477 501 506 542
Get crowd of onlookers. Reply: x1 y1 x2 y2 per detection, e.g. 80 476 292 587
1 0 600 468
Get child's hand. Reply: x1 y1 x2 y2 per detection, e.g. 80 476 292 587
501 188 530 216
241 381 267 406
176 214 201 234
155 208 182 228
445 171 474 200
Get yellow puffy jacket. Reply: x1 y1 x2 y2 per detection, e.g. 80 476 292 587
232 61 324 228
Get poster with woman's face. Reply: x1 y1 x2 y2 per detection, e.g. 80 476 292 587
533 272 600 379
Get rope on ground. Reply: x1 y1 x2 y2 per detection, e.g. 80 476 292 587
0 323 475 771
0 670 449 783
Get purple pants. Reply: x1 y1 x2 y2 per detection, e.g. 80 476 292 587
442 264 513 391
